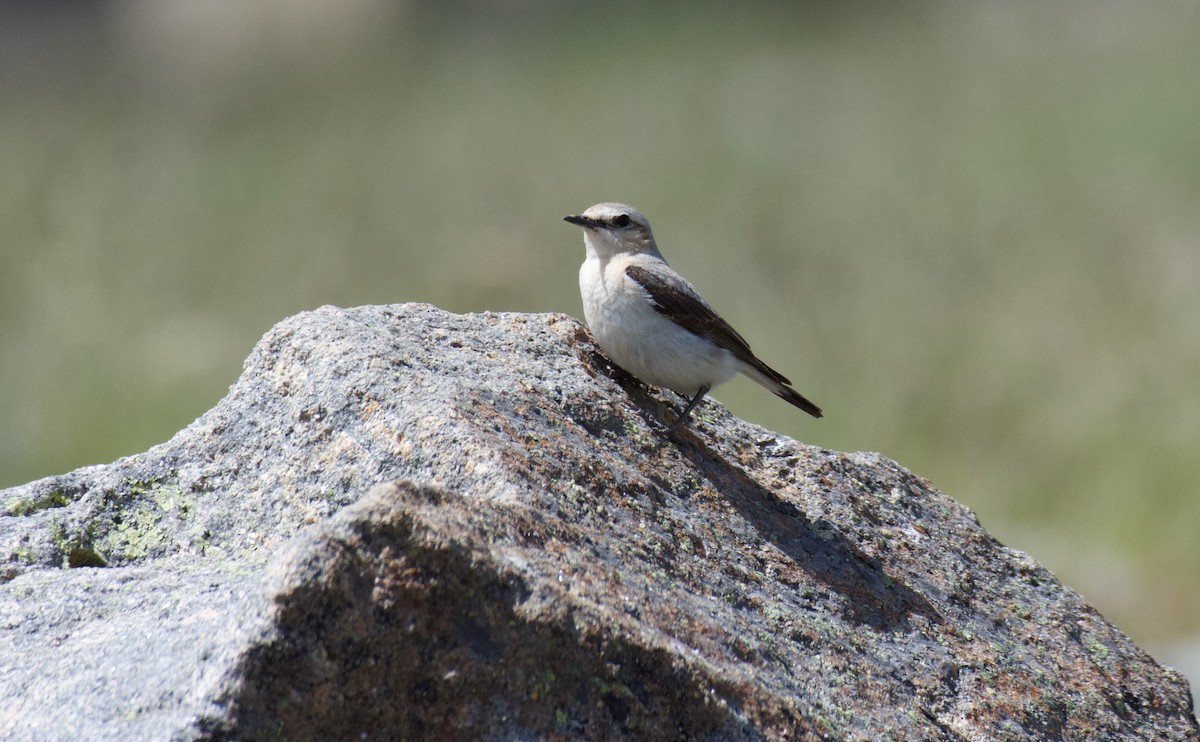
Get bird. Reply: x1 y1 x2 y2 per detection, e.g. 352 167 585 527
564 202 821 430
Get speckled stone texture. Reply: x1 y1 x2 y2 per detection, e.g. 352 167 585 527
1 303 1196 740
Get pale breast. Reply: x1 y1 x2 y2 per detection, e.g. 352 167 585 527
579 258 738 395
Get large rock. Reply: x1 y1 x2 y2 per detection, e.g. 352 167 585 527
1 303 1195 740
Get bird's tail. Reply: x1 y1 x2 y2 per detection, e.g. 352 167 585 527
741 363 823 419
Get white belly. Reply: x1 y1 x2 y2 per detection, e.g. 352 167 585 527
580 258 738 396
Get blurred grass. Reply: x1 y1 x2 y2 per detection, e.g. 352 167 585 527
2 0 1199 680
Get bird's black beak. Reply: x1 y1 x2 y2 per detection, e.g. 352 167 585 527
563 214 594 228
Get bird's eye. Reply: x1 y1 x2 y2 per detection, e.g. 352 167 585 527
612 214 631 228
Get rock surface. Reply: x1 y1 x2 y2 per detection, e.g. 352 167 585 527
1 303 1195 741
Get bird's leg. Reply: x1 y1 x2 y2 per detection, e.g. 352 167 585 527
668 384 711 432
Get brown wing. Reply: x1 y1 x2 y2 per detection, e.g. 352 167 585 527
625 264 791 386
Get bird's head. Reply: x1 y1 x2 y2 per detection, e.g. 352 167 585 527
564 202 658 258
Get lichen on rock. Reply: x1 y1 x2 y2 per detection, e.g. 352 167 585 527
1 303 1195 740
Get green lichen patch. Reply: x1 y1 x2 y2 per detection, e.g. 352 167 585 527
78 479 203 563
4 489 74 517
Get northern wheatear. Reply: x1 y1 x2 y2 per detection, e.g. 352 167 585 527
564 202 822 430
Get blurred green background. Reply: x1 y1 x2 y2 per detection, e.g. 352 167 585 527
2 0 1197 691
